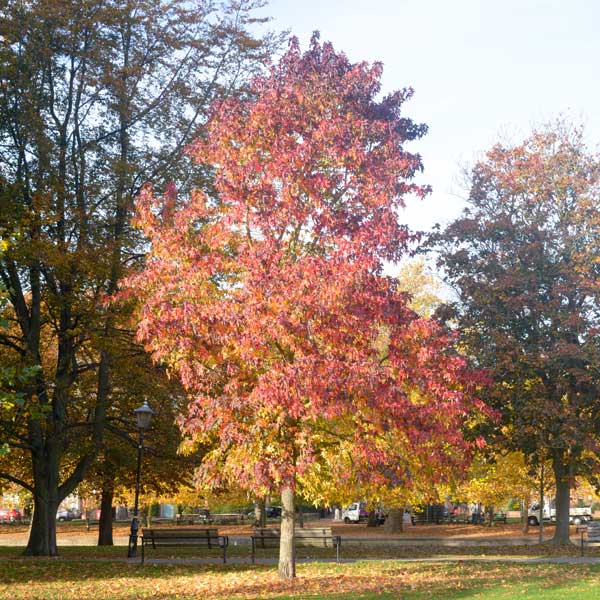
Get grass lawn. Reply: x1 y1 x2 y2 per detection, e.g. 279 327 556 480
1 551 600 599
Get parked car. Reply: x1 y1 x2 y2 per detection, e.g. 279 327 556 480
247 506 282 520
56 509 75 522
265 506 282 518
0 508 22 523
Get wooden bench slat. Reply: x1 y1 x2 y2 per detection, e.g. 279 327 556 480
250 527 341 562
141 528 228 564
580 521 599 555
144 528 218 537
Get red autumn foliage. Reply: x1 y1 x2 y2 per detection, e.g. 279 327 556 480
123 35 486 499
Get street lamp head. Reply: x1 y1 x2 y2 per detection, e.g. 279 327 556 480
134 400 154 430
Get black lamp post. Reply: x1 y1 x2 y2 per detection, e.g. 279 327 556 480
127 400 154 558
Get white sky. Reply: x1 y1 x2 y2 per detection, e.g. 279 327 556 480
260 0 600 232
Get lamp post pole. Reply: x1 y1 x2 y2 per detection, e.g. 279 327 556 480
127 401 154 559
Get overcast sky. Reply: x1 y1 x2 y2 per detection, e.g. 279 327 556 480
260 0 600 232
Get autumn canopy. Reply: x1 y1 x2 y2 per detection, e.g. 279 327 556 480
124 35 486 577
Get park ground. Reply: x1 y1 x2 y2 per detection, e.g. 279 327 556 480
2 521 600 599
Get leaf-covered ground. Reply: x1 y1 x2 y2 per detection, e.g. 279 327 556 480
2 557 600 599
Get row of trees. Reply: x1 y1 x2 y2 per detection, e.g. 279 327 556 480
1 0 599 582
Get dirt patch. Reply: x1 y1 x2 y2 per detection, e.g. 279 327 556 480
0 518 572 545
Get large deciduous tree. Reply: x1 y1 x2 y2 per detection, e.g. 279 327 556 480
430 123 600 544
126 35 486 578
0 0 277 555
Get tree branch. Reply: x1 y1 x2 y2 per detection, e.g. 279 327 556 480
0 472 34 492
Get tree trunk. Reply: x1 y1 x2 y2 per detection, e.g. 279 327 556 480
278 485 295 579
367 510 378 527
25 491 58 556
551 456 572 545
254 498 266 527
487 505 494 527
539 463 545 543
98 487 114 546
25 444 59 556
521 498 530 534
383 508 404 534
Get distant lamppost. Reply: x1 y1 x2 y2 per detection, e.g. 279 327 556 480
127 400 154 558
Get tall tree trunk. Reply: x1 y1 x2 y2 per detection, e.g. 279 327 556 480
98 486 114 546
551 456 572 545
278 485 295 579
383 508 404 534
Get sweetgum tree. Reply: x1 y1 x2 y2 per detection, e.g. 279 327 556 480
126 35 486 578
430 123 600 544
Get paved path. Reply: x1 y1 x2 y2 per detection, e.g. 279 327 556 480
0 532 571 547
288 536 542 547
121 555 600 566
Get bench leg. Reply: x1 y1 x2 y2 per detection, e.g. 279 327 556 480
223 544 226 564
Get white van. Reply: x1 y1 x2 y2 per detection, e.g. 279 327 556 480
341 502 368 523
527 501 592 526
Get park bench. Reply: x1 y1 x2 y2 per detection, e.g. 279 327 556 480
251 527 341 563
448 513 470 524
210 512 246 525
580 521 600 556
491 512 507 524
176 511 212 525
141 527 228 564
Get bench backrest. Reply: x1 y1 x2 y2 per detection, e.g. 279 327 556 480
143 527 219 540
253 527 333 536
295 527 333 539
252 527 335 547
587 521 600 541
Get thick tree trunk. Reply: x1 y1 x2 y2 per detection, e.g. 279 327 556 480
98 487 114 546
278 485 295 579
383 508 404 534
25 443 59 556
25 492 59 556
551 457 572 545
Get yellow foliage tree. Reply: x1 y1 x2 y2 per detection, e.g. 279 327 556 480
457 451 535 525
